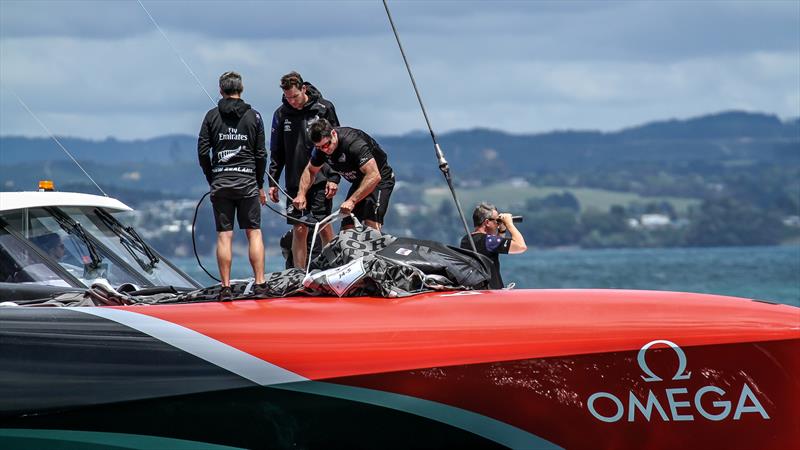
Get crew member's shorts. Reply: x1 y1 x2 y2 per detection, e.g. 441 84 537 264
341 173 395 227
285 183 332 226
211 194 261 232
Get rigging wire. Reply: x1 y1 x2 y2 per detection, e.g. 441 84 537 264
137 0 326 281
8 89 108 197
136 0 299 204
140 1 479 281
381 0 477 254
136 0 216 105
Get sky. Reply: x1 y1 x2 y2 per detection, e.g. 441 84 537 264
0 0 798 140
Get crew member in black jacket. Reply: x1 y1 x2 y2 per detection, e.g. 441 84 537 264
268 71 341 268
198 71 267 301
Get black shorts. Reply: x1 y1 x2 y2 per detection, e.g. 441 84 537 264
342 174 395 227
286 183 333 226
211 194 261 232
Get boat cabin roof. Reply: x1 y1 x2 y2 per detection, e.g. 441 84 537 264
0 191 132 213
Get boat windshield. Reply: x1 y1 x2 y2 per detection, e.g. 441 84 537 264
0 227 71 287
60 206 195 288
1 207 141 287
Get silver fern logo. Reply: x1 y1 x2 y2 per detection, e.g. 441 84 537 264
218 146 242 163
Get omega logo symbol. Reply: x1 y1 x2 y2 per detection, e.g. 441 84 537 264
637 339 691 382
587 339 770 423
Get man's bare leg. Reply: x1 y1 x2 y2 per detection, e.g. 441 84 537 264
364 220 381 231
245 228 265 284
320 223 334 245
216 231 234 286
292 224 308 269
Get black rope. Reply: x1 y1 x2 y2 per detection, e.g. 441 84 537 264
191 191 324 283
382 0 477 253
191 192 220 282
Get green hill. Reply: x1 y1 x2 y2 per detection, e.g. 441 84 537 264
423 184 699 214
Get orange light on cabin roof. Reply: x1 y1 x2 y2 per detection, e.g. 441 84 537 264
38 180 55 191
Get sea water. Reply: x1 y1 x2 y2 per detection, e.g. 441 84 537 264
175 245 800 307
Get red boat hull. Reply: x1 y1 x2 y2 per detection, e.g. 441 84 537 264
2 289 798 449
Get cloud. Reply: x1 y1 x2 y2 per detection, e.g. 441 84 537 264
1 1 797 139
4 1 796 56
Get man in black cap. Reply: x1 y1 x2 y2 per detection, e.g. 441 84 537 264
198 71 267 300
268 71 341 268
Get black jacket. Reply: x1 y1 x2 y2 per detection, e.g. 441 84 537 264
269 82 340 197
198 98 266 198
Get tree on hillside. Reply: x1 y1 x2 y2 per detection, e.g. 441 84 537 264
525 192 580 212
684 198 785 246
522 209 581 247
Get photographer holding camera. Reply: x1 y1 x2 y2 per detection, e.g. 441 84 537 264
460 202 527 289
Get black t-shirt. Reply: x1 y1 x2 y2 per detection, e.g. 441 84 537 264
460 232 511 289
309 127 392 183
